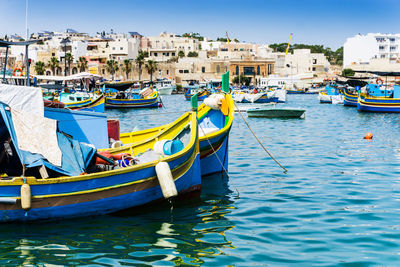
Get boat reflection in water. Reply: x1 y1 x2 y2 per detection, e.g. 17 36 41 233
2 173 237 266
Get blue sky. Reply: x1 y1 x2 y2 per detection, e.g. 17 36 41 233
1 0 399 49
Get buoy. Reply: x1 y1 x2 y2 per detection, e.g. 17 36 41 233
111 140 123 149
20 183 31 210
158 102 163 108
155 162 178 199
364 132 373 140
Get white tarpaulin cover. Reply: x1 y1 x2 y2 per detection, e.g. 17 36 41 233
0 84 44 115
0 84 62 166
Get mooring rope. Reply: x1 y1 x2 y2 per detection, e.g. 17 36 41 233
233 101 288 174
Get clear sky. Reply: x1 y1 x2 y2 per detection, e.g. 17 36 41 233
1 0 399 49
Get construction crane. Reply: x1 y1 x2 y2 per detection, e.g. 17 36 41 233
285 33 293 55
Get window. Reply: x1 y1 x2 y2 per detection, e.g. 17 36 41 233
312 67 316 71
243 67 254 75
257 66 260 75
390 46 396 51
236 66 239 75
120 47 123 50
381 54 386 58
179 70 183 73
154 52 158 57
167 70 169 75
159 70 162 75
166 52 169 56
379 46 385 50
376 37 385 42
172 52 175 56
113 47 116 50
184 70 189 73
390 38 395 42
216 65 220 73
267 64 272 75
52 53 55 56
102 69 105 74
313 59 317 64
202 66 205 73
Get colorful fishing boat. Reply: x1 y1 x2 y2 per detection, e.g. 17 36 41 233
184 88 210 101
357 83 400 112
343 87 358 107
105 90 159 108
0 84 201 222
120 72 234 176
318 84 343 104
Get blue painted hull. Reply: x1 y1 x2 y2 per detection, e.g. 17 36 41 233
343 89 358 107
242 97 279 103
106 97 159 108
200 134 229 176
358 96 400 112
0 147 200 222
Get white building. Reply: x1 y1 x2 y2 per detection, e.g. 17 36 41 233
279 49 330 76
344 33 400 68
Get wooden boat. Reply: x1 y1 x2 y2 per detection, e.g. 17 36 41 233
71 94 105 113
318 84 343 104
357 84 400 112
184 89 210 101
247 107 305 118
0 101 200 222
343 88 358 107
106 91 159 108
120 93 234 176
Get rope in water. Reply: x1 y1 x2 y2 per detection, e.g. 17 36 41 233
233 101 288 174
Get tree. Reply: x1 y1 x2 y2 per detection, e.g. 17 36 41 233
232 75 251 86
342 68 355 77
77 56 88 72
106 59 119 80
48 57 59 75
65 53 73 75
135 50 146 81
145 60 157 82
167 56 179 63
178 50 185 58
34 61 45 75
187 51 198 57
122 59 133 80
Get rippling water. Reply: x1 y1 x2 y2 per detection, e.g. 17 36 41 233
2 94 400 266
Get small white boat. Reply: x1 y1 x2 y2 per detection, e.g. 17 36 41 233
155 79 175 95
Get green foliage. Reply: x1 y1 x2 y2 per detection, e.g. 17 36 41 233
182 33 204 41
66 53 73 75
232 75 251 86
136 50 146 81
106 59 119 80
216 37 229 42
145 60 158 82
48 57 59 75
342 68 355 77
34 61 45 75
78 57 88 72
269 43 343 65
122 59 133 80
178 50 185 58
167 56 179 63
187 51 198 57
176 84 182 92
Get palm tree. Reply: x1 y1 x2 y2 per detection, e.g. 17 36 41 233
106 59 119 80
77 56 88 72
34 61 45 75
48 57 59 76
122 59 133 80
65 53 74 75
145 60 157 82
178 50 185 58
135 50 146 81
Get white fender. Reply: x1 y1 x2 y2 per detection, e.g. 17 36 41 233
155 162 178 199
20 183 31 210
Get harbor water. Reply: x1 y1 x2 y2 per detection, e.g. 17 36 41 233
1 94 400 266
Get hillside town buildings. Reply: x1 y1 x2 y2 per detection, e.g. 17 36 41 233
0 29 333 84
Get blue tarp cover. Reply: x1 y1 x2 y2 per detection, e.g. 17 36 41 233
0 103 96 176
